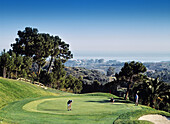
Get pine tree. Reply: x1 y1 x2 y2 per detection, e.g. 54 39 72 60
52 59 66 89
116 61 147 99
0 49 10 78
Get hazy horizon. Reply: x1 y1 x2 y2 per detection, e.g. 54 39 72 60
71 51 170 62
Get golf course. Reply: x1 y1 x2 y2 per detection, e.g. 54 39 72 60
0 77 169 124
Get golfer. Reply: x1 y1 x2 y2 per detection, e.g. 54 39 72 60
135 93 139 106
67 100 72 111
110 97 115 103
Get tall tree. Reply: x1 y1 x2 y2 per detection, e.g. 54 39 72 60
7 51 16 78
34 33 52 76
52 58 66 89
136 77 170 108
21 56 33 79
47 36 73 73
11 27 73 80
14 55 23 78
116 61 147 99
0 50 11 78
11 27 38 56
11 27 49 80
47 36 59 73
0 56 2 76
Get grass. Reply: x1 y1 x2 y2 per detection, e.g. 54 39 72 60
0 95 139 124
1 94 169 124
0 77 170 124
0 77 59 109
113 106 170 124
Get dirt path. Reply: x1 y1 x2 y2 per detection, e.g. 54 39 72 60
138 114 170 124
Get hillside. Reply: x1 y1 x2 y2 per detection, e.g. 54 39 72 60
65 67 109 84
0 77 59 109
65 59 170 83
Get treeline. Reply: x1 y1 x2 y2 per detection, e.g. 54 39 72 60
81 61 170 112
0 27 82 93
114 61 170 112
144 62 170 83
146 69 170 83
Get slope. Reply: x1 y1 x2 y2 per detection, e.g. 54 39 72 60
0 77 58 109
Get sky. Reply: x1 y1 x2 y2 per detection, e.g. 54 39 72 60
0 0 170 60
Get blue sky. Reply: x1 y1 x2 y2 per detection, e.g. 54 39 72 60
0 0 170 59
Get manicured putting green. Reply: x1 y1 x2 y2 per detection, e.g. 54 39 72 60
23 96 142 116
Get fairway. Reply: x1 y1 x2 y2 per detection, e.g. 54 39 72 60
0 94 145 124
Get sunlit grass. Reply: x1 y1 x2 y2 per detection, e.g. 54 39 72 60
0 77 169 124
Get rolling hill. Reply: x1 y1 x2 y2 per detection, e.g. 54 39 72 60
0 77 59 109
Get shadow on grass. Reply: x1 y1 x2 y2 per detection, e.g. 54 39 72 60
85 100 109 103
113 98 133 104
114 100 133 104
85 98 133 104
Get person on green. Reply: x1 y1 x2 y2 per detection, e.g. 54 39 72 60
67 100 72 111
135 93 139 106
110 97 115 103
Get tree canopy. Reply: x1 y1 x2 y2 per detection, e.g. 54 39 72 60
11 27 73 80
0 27 83 93
115 61 147 99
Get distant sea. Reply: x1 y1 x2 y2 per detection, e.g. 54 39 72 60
73 55 170 63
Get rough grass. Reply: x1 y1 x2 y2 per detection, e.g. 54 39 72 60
0 77 59 109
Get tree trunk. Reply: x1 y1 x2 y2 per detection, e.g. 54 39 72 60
125 91 129 100
37 64 41 81
150 99 153 107
16 70 18 79
125 81 131 100
47 56 54 73
150 95 154 108
8 71 10 78
125 75 134 100
3 67 6 78
38 65 41 75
